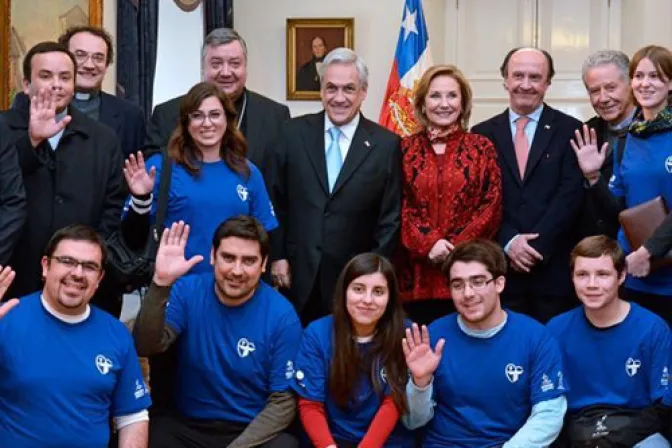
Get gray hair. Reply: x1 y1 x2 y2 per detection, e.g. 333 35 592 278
318 47 369 89
581 50 629 85
201 28 248 61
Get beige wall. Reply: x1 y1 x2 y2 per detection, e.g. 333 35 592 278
102 0 116 94
235 0 447 118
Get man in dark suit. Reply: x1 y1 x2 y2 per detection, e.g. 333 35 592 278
574 50 635 239
267 47 401 325
471 47 583 323
0 116 26 266
13 26 145 157
2 42 126 316
144 28 290 168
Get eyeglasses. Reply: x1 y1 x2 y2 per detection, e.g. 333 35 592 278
449 276 495 292
188 110 225 125
72 50 106 66
51 256 102 274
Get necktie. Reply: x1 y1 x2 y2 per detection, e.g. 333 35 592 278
326 126 343 192
514 116 530 179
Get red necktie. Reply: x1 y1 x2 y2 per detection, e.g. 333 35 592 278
514 116 530 179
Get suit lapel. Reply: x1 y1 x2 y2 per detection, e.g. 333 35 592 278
524 105 555 181
302 112 330 195
331 115 374 195
492 110 523 186
99 93 122 135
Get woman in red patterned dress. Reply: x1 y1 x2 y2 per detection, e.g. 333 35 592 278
398 65 503 325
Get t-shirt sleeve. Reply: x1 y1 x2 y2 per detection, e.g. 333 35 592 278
248 164 278 232
268 308 303 392
529 329 567 406
647 321 671 402
111 331 152 417
608 142 625 198
164 277 188 336
292 325 328 402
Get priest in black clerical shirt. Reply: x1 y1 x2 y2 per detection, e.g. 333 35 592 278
144 28 290 170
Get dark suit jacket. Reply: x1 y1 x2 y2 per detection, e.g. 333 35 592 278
144 89 290 168
267 112 402 310
12 91 145 157
1 107 126 298
471 105 583 297
0 116 26 265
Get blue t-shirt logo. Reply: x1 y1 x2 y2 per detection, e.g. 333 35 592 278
541 373 555 392
285 360 295 380
557 371 566 391
95 355 113 375
237 184 249 202
665 155 672 174
625 357 641 377
662 367 669 387
505 363 524 383
134 380 149 399
237 338 256 358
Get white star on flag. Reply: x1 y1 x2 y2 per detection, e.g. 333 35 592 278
401 6 418 40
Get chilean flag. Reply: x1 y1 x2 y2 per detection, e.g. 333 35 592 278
379 0 433 136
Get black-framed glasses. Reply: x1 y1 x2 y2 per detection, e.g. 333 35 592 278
188 110 225 125
73 50 106 66
449 276 495 292
51 256 102 274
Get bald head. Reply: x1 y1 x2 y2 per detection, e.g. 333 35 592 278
502 47 553 115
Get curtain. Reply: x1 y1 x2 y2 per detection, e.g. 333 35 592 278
116 0 159 120
203 0 234 35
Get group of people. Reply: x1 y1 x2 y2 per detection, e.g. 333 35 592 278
0 18 670 448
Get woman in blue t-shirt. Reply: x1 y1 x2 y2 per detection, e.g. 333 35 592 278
121 82 277 274
573 45 672 324
292 253 413 447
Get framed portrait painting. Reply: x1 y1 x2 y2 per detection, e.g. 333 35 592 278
286 18 354 101
0 0 103 109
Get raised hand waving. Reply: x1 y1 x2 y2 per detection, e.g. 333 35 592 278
0 266 20 319
152 221 204 287
403 323 445 388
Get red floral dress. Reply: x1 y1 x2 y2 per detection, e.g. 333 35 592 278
397 128 503 301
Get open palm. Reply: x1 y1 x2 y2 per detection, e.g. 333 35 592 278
569 125 608 176
403 324 445 385
29 89 71 142
124 152 156 196
0 266 19 319
152 221 203 287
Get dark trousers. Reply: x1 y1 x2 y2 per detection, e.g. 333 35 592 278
501 291 579 324
298 274 331 328
149 412 299 448
623 288 672 328
403 299 456 326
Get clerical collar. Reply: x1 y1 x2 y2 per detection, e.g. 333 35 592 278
74 90 100 102
41 294 90 324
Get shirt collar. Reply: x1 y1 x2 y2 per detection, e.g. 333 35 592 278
610 107 636 131
324 113 360 141
509 103 544 125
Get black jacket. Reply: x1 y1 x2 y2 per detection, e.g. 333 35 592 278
1 106 126 297
13 91 146 157
0 116 27 265
144 89 290 169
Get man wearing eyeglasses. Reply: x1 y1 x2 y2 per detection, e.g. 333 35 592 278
0 41 126 314
12 26 146 158
401 239 567 446
0 224 150 447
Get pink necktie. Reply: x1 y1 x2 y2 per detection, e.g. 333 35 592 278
514 116 530 179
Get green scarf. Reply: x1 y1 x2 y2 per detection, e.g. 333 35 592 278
629 104 672 138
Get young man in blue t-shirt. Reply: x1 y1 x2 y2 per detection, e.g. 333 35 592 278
402 239 567 447
0 225 150 448
547 235 671 446
133 216 302 447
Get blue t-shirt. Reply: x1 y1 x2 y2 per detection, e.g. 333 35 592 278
610 131 672 294
0 293 151 448
166 273 302 422
547 303 670 413
141 154 277 274
291 316 414 447
424 312 565 448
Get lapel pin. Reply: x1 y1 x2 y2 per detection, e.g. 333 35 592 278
364 140 371 148
544 124 551 130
